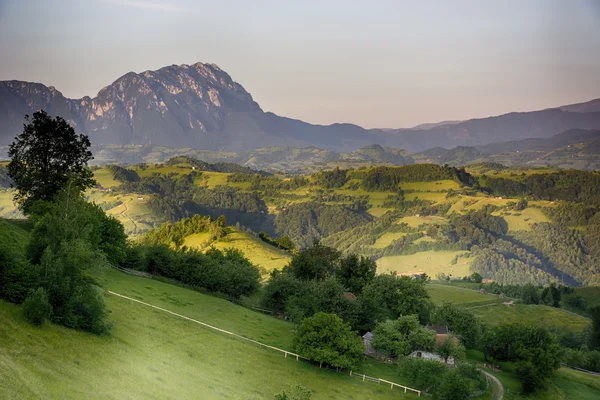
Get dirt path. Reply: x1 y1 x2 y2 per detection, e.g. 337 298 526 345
481 370 504 400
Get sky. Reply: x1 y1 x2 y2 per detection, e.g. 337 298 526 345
1 0 599 128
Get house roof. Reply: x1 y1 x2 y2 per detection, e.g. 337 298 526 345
427 326 449 335
363 332 374 340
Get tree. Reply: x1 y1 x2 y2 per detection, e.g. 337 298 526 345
482 324 561 393
541 283 561 308
470 272 483 283
336 254 376 294
361 273 430 323
294 312 364 369
432 302 483 348
371 315 435 358
285 242 341 281
521 284 540 305
589 306 600 350
7 110 95 213
436 369 472 400
401 357 447 390
22 287 52 326
436 335 465 364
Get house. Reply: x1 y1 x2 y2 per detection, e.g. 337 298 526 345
408 325 457 366
362 332 375 356
503 300 515 306
408 350 455 367
479 288 487 294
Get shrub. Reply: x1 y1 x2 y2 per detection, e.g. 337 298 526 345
23 287 52 326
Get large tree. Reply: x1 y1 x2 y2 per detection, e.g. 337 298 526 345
293 312 364 369
7 110 95 213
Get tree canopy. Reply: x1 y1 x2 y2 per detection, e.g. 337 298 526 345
7 110 95 213
293 312 364 369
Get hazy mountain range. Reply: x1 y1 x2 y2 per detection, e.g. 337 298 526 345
1 61 600 152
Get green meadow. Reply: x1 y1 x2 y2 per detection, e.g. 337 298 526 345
0 269 415 400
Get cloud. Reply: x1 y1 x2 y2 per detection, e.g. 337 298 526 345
105 0 186 12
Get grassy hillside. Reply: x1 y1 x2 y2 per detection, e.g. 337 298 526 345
377 251 472 277
0 269 414 400
184 230 292 272
426 283 590 335
470 303 589 335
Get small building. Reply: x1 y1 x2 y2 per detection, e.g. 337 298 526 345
503 300 515 306
362 332 375 356
409 325 457 366
343 292 357 301
408 350 455 367
479 288 487 295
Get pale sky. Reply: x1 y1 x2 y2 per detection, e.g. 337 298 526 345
1 0 599 128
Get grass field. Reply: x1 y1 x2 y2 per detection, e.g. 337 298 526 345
371 232 407 249
184 230 292 272
93 169 120 188
427 283 503 307
200 171 232 188
470 303 590 334
400 180 461 191
397 215 448 228
498 207 549 232
377 250 472 277
0 269 414 400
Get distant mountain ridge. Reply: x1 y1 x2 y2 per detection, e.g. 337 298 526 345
1 62 600 152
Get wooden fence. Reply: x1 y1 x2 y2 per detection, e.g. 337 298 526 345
349 371 422 396
108 290 423 396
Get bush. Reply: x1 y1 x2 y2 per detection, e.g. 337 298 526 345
23 287 52 326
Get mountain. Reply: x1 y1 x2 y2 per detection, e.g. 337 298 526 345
380 108 600 152
0 62 374 151
1 61 600 152
558 98 600 113
419 129 600 170
411 120 462 130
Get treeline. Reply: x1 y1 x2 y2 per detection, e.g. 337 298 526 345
165 156 267 175
260 242 430 334
312 167 348 189
483 170 600 206
120 172 270 232
124 244 260 298
273 202 372 248
258 231 295 252
106 165 140 182
141 214 227 247
227 173 308 194
352 165 476 192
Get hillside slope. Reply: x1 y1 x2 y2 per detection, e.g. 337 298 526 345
0 269 411 399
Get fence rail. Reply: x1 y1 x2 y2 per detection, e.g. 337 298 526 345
561 363 600 376
108 289 423 396
349 371 422 397
113 265 153 278
108 290 308 361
